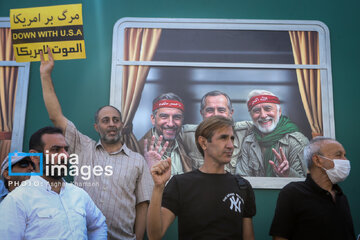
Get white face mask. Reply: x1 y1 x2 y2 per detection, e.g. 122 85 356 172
320 155 351 184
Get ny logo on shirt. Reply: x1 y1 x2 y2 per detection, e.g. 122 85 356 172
223 193 244 213
229 196 241 213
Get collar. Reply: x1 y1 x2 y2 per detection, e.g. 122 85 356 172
277 134 291 146
27 176 67 193
233 135 240 148
305 174 343 196
244 131 257 143
95 140 130 156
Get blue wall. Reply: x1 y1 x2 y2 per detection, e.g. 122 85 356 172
1 0 359 239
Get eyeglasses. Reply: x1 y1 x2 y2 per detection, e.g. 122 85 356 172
14 160 35 169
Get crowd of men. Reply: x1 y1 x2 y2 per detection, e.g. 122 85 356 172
0 48 356 240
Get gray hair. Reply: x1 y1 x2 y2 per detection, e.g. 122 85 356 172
303 136 337 169
152 92 184 115
200 91 233 114
247 89 280 111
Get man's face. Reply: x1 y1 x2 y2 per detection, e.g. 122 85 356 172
4 159 34 191
318 140 347 170
201 95 233 119
95 106 123 144
151 107 183 141
250 102 281 133
203 126 234 165
42 133 70 179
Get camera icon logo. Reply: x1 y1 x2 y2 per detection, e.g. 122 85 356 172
8 151 43 176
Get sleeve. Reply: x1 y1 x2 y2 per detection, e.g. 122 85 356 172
85 192 108 240
180 124 203 169
287 132 309 177
179 124 197 143
234 121 253 131
235 143 253 176
269 185 295 238
65 120 95 155
135 155 154 204
161 176 180 216
137 130 151 156
0 195 26 240
240 178 256 218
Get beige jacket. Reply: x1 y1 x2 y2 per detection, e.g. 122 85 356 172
236 130 308 177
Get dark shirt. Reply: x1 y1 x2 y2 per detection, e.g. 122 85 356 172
270 174 355 240
162 169 256 240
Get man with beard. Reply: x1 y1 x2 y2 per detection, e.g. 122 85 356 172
39 49 153 240
181 90 252 174
0 153 35 202
0 127 107 239
236 90 308 177
139 93 193 176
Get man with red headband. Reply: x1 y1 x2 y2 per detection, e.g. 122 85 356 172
236 90 308 177
139 93 193 176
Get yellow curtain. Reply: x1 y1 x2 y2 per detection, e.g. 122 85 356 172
120 28 162 152
289 31 323 138
0 28 19 164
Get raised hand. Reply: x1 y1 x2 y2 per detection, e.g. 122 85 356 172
269 147 290 177
144 135 169 169
151 158 171 187
40 46 54 77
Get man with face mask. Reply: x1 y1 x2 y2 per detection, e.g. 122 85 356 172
236 90 308 177
139 93 193 176
269 137 355 240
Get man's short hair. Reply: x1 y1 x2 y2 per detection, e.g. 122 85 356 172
200 90 233 114
195 115 234 157
303 136 337 169
152 92 184 115
94 105 122 123
29 126 63 152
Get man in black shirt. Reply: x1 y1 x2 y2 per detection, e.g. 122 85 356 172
270 137 355 240
147 115 256 240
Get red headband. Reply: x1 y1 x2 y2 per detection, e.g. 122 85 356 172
152 100 184 111
247 95 280 111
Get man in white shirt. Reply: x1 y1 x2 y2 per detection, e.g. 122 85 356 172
0 126 107 240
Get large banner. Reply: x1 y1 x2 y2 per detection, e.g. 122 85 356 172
10 4 86 62
110 18 335 189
